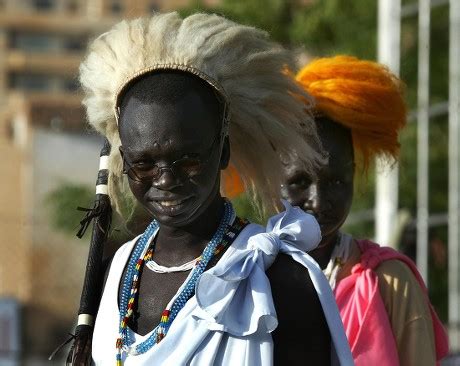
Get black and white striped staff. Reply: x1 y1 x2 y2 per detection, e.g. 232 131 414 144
50 139 113 365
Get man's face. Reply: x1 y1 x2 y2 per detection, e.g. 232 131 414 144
281 117 354 239
118 78 225 229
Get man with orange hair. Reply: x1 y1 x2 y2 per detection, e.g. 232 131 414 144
281 55 448 365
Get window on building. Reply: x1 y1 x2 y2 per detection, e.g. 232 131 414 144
11 33 58 52
67 0 78 13
10 73 52 91
33 0 55 11
63 37 86 52
110 0 123 14
63 78 79 92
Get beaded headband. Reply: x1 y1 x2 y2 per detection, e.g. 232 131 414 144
114 64 231 137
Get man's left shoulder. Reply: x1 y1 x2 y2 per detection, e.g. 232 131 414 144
267 253 315 291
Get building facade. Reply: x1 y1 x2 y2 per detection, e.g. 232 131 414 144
0 0 216 363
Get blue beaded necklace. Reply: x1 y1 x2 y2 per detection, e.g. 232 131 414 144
116 200 237 363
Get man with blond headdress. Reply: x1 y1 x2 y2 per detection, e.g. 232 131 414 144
69 12 354 365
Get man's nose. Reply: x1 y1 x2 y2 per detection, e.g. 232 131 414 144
302 184 332 213
303 184 319 212
152 168 182 190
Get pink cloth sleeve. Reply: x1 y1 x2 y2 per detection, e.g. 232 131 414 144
335 260 399 365
334 239 449 366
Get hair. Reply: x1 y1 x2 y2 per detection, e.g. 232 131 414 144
80 12 322 221
118 71 223 133
119 71 222 112
296 55 407 170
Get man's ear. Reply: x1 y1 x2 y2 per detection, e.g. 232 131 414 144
220 136 230 170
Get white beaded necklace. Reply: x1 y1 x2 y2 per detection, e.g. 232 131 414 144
145 211 237 274
145 258 198 273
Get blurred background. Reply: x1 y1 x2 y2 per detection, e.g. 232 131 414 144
0 0 458 364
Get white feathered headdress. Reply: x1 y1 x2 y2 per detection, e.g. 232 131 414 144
79 12 321 220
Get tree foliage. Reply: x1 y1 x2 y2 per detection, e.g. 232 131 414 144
179 0 450 319
46 0 450 318
45 183 94 238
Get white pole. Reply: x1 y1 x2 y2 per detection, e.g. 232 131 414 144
376 0 401 248
416 0 431 284
448 0 460 352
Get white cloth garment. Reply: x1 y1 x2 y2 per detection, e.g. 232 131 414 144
92 201 354 365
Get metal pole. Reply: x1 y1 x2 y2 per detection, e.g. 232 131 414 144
0 30 6 105
416 0 431 284
376 0 401 248
401 0 448 18
448 0 460 352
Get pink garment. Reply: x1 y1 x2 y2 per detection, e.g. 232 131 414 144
334 239 449 366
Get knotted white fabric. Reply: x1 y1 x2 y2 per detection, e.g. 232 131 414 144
195 201 353 364
92 201 354 365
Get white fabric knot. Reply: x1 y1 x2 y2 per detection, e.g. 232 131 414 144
194 200 322 336
265 199 322 253
245 200 321 269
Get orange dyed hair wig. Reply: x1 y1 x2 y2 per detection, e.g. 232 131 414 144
222 164 245 198
296 55 407 169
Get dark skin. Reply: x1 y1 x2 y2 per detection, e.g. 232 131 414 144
113 72 331 364
266 255 331 364
118 72 228 335
281 116 355 269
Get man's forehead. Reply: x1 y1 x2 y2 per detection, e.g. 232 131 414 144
281 152 353 181
120 123 216 159
120 94 219 135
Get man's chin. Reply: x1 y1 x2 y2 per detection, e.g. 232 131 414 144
147 202 201 228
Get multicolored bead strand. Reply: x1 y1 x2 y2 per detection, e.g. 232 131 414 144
152 215 247 346
128 200 233 355
115 200 247 364
116 220 159 364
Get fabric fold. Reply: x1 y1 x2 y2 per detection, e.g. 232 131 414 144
93 201 354 365
195 223 278 336
195 201 354 365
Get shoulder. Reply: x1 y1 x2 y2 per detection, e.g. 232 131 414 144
114 236 141 257
375 259 422 290
266 254 323 322
102 236 140 291
374 259 432 324
236 222 265 244
266 254 331 364
242 220 320 298
267 253 317 294
374 260 437 363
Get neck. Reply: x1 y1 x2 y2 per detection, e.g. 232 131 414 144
154 194 226 264
310 231 340 269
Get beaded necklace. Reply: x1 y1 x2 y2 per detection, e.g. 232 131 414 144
146 257 198 273
116 200 247 364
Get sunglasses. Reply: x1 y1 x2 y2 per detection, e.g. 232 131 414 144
123 135 220 183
